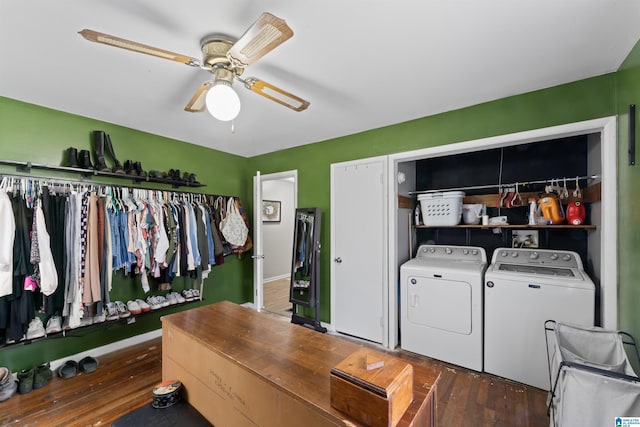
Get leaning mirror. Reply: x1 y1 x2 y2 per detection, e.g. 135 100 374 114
290 207 321 308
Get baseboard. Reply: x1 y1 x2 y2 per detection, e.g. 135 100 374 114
49 329 162 371
263 274 290 283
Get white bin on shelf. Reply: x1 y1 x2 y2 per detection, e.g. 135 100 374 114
417 191 465 226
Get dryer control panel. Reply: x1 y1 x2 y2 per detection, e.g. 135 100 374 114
415 244 487 263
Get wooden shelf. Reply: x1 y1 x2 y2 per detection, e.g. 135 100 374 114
415 224 596 230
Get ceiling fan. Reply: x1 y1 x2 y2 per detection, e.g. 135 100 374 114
79 12 310 121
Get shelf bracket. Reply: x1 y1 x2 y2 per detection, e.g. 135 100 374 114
16 161 32 173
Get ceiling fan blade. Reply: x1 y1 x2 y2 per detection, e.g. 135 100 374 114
243 78 309 112
78 29 201 67
184 81 213 112
227 13 294 67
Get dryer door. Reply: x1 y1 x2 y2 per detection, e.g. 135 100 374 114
407 276 472 335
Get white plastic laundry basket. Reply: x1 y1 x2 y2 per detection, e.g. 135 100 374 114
417 191 465 226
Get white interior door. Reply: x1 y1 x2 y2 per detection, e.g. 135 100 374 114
331 157 387 344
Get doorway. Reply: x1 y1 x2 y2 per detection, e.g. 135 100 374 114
254 170 298 317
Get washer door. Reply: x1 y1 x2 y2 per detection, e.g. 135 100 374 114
407 276 472 335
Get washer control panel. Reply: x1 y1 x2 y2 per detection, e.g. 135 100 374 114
492 248 582 269
416 245 487 263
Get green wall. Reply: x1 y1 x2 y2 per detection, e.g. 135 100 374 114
0 97 253 371
616 39 640 339
4 39 640 370
249 74 617 324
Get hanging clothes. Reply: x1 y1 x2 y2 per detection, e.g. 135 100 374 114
63 191 83 328
82 193 101 304
41 187 66 316
6 195 34 341
0 175 251 340
35 204 58 297
0 189 15 297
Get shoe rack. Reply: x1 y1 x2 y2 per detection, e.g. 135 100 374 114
0 159 205 189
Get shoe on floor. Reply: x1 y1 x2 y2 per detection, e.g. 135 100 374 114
127 300 141 315
5 335 25 345
26 317 46 340
171 291 186 304
146 296 161 310
0 367 9 385
17 368 34 394
79 356 98 374
182 289 195 302
0 367 16 401
156 295 169 308
105 302 119 321
33 363 52 389
115 301 130 318
0 378 17 402
57 360 78 380
45 316 62 335
135 298 151 312
165 293 178 305
93 311 106 323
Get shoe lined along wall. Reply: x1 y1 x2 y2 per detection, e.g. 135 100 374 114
0 173 251 366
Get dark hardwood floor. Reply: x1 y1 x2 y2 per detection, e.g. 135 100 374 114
0 322 549 426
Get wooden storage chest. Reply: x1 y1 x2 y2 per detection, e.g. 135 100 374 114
162 301 440 426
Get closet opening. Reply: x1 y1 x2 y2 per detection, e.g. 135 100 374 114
387 117 617 350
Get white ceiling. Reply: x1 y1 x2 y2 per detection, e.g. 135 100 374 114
1 1 639 157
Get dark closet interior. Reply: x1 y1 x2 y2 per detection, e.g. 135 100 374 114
414 135 593 268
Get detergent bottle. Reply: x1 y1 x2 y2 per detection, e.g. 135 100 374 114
539 193 565 224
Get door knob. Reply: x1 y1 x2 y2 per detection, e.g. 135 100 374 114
251 255 265 259
334 257 342 263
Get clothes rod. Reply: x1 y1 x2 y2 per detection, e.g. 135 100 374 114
408 174 600 195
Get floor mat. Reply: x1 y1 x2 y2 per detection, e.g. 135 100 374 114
112 400 212 426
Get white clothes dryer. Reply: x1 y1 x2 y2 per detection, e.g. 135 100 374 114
400 244 487 371
484 247 595 390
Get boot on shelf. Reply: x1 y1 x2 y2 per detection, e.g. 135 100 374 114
78 150 94 170
64 147 79 168
91 131 110 172
124 160 138 176
134 161 147 178
104 134 125 174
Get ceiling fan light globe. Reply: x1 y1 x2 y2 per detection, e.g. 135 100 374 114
206 83 241 121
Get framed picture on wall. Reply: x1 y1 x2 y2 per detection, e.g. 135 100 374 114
262 200 281 222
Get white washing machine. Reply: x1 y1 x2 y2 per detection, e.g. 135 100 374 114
484 247 595 390
400 244 487 371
